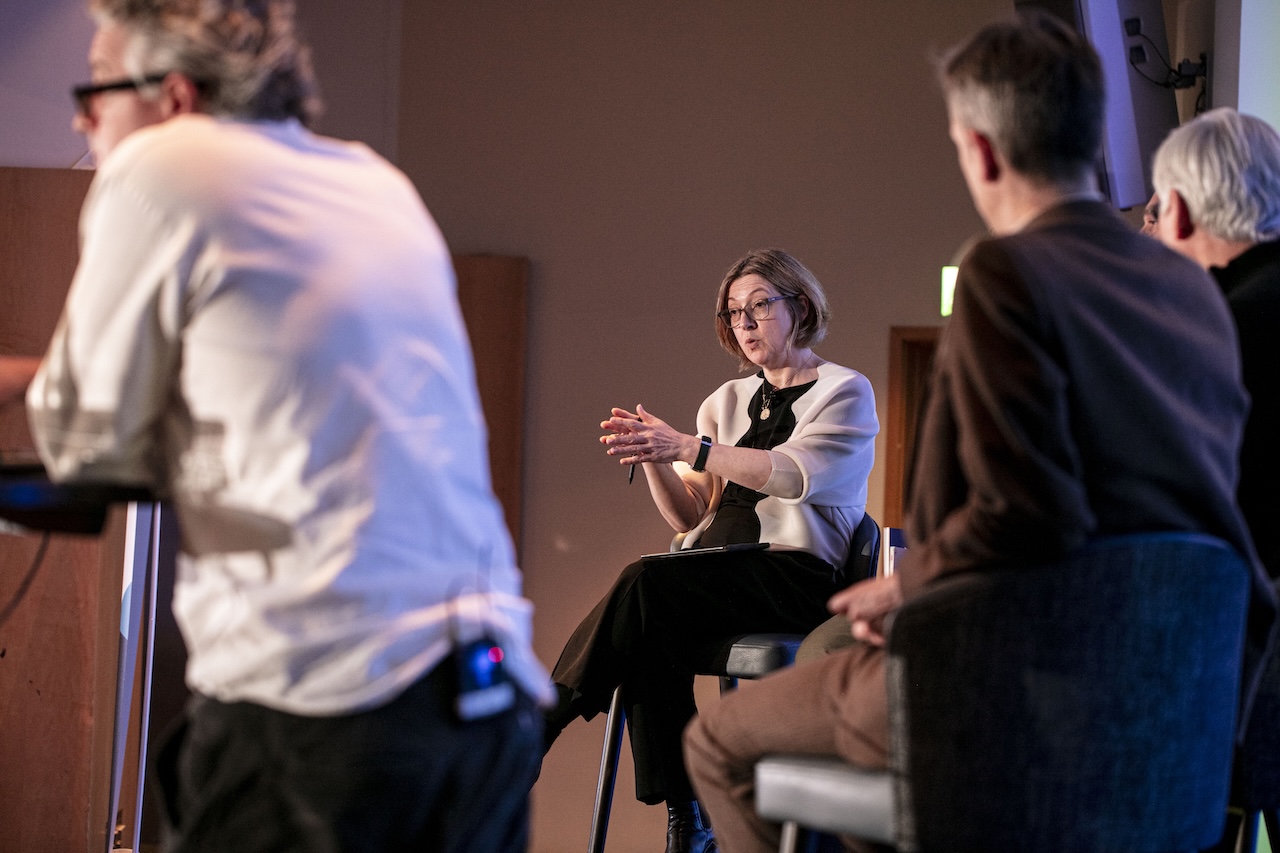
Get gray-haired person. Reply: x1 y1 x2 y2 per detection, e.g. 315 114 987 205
25 2 550 850
1153 107 1280 581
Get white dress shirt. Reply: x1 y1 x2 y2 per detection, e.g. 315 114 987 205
28 115 551 714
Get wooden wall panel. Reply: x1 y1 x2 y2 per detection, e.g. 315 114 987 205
0 167 93 450
453 254 529 549
0 166 115 852
884 326 940 529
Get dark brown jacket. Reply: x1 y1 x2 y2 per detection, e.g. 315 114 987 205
900 200 1276 688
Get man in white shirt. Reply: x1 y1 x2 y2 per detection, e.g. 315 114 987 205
20 2 550 850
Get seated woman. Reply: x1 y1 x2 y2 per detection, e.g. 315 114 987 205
544 248 878 853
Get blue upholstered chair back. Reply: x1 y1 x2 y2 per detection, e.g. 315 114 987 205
885 533 1250 853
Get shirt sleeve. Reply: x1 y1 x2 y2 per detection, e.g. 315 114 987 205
899 239 1094 597
26 166 190 488
761 450 803 499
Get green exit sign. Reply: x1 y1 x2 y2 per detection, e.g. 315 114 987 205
941 266 958 317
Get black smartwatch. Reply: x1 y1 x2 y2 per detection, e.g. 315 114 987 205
692 435 712 472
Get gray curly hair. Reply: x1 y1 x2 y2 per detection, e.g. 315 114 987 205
91 0 322 125
1153 108 1280 244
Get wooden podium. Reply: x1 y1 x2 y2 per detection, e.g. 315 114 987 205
0 166 528 851
0 166 124 852
0 470 158 853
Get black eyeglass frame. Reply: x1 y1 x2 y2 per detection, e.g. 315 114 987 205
71 73 170 118
716 294 797 329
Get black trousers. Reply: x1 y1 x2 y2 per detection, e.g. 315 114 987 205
551 549 840 804
153 661 541 853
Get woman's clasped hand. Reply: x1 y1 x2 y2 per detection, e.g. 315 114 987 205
600 404 696 467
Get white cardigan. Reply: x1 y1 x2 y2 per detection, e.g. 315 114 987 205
679 362 878 570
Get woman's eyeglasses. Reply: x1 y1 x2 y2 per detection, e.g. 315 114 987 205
716 295 795 329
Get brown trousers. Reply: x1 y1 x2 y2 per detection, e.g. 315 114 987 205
684 642 889 853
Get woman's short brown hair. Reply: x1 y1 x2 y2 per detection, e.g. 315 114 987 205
714 248 831 370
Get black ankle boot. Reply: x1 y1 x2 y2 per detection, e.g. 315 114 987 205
665 800 717 853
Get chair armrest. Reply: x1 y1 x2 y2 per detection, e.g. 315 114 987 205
690 633 803 679
755 755 893 844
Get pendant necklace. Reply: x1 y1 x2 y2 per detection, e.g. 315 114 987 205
760 381 777 421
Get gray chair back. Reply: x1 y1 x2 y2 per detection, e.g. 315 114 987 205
886 533 1250 853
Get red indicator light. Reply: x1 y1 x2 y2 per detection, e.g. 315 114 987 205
488 646 504 664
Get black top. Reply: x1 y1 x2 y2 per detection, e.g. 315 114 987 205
697 374 817 548
1212 238 1280 578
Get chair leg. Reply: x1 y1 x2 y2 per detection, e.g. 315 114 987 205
779 820 799 853
1240 810 1259 853
1237 808 1280 853
588 686 626 853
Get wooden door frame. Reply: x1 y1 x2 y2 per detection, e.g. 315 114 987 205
883 326 940 528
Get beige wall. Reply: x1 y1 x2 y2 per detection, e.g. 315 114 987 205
0 0 402 168
394 3 1007 850
0 0 94 167
298 0 402 162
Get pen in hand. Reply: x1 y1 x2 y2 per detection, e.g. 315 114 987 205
628 463 635 485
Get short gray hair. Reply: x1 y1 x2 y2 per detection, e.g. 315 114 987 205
91 0 321 125
938 10 1104 184
1153 108 1280 243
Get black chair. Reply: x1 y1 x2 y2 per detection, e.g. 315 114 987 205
588 512 881 853
755 533 1251 853
793 526 907 666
